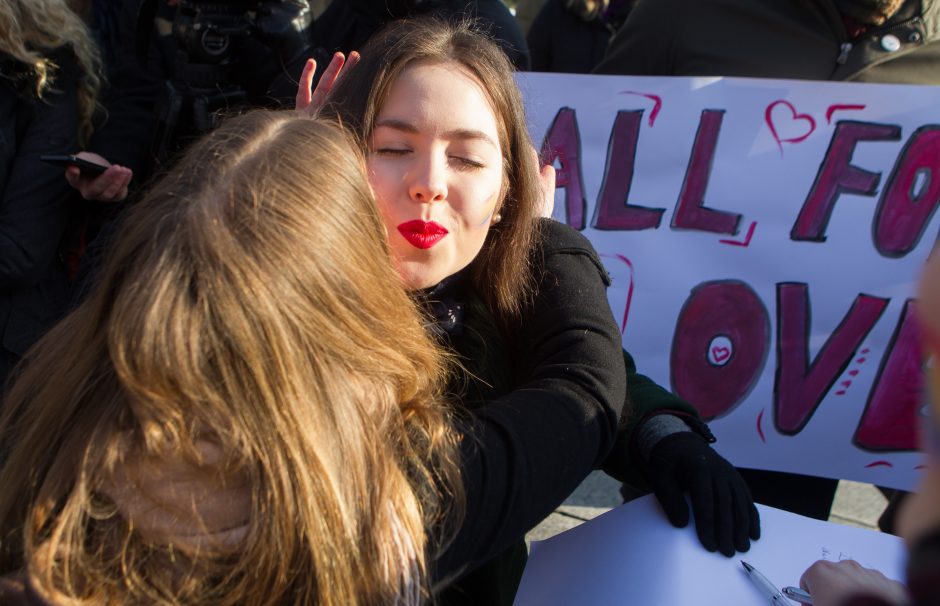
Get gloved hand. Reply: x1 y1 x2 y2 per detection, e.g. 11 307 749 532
644 431 760 556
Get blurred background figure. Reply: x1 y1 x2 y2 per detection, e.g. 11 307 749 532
595 0 940 83
65 0 319 302
528 0 635 73
0 0 102 391
514 0 546 33
312 0 530 71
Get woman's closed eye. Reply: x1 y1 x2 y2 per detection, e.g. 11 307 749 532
374 146 412 156
450 155 486 170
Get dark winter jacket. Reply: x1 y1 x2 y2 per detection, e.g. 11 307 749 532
433 219 627 602
0 50 78 388
312 0 531 70
594 0 940 84
528 0 633 74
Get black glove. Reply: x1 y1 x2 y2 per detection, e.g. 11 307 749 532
644 432 760 557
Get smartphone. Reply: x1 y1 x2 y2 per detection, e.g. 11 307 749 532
40 154 109 176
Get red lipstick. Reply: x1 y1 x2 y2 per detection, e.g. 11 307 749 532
397 220 448 249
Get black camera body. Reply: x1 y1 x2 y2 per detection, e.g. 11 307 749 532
173 1 258 66
152 0 313 160
171 0 312 87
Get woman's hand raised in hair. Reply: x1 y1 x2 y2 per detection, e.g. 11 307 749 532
102 439 251 557
533 147 556 218
295 51 361 116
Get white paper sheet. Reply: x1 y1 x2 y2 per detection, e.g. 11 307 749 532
514 495 906 606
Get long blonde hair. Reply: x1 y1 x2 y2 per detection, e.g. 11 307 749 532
0 111 461 605
0 0 102 143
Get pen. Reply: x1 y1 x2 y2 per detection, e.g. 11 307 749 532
741 561 792 605
783 586 813 604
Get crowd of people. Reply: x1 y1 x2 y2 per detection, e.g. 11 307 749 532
0 0 937 604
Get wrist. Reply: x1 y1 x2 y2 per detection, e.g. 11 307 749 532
637 414 694 461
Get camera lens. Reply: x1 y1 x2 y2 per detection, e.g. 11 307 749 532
201 29 229 56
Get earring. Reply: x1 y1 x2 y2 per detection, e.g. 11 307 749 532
492 213 503 224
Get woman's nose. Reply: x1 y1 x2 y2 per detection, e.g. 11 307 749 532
408 155 447 203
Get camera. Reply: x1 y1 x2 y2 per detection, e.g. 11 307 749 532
173 1 257 65
152 0 313 160
172 1 312 82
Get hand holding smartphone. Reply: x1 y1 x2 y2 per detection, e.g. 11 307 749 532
40 154 109 176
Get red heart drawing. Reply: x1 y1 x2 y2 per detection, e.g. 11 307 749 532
765 100 816 152
711 346 731 363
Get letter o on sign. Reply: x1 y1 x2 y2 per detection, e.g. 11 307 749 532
670 280 770 420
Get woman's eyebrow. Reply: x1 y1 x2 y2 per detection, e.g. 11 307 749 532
374 119 498 148
375 118 420 134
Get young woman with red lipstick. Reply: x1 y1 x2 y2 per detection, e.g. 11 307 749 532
307 16 759 604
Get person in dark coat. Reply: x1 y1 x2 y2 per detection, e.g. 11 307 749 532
594 0 940 84
312 0 531 71
0 0 102 391
528 0 634 73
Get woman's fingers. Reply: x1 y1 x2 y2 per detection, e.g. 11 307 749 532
313 51 360 108
297 51 362 116
531 146 556 218
295 58 317 113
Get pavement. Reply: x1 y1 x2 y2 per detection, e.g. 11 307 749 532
526 472 889 544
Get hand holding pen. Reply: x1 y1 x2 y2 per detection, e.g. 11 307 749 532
743 559 909 606
798 560 909 606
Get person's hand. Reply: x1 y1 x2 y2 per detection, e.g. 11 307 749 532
532 146 556 218
645 432 760 556
799 559 909 606
64 152 132 202
103 440 251 556
295 51 361 116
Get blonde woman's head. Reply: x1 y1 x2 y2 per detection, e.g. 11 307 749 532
0 111 460 605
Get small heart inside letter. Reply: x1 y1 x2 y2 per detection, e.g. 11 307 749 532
711 346 731 363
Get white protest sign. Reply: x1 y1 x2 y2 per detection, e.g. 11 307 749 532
517 73 937 490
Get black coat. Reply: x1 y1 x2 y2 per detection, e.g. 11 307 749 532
528 0 633 74
594 0 940 84
0 51 78 389
432 219 627 599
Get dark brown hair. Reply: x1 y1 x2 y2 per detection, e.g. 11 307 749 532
321 17 543 325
